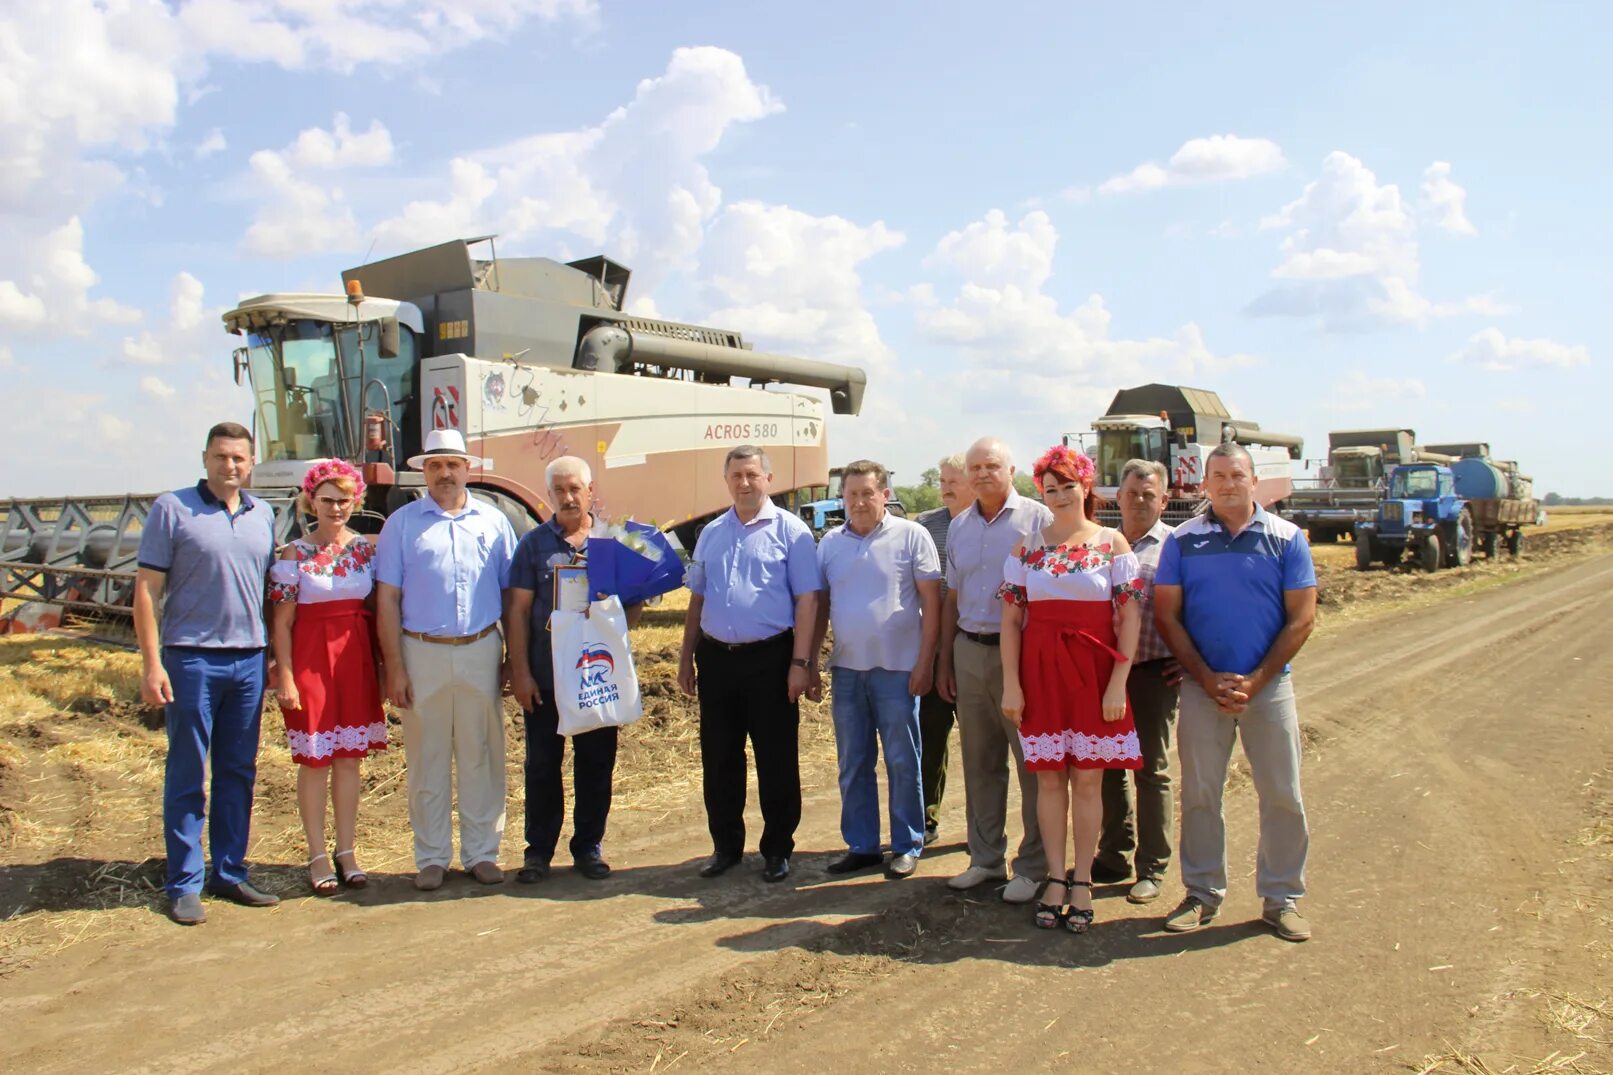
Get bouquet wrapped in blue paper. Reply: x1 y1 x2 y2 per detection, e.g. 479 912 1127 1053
586 520 686 606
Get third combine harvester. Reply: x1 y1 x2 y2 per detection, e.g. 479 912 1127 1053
0 236 867 626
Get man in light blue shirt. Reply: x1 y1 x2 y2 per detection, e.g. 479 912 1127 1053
678 445 821 883
376 429 518 891
936 437 1053 903
811 460 941 879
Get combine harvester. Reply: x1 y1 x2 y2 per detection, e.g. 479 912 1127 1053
1283 428 1455 543
1065 383 1304 526
0 236 868 636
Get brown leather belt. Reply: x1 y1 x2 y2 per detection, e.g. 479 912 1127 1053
402 623 500 646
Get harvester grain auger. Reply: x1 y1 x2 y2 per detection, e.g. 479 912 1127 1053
0 235 868 640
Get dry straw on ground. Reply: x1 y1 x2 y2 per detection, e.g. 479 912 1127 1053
0 587 836 969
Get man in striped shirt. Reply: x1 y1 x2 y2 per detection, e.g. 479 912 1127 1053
1091 459 1180 905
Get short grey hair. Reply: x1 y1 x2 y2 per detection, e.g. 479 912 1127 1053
938 452 966 472
965 437 1012 468
724 444 771 473
1120 458 1167 487
545 455 592 489
1206 442 1254 470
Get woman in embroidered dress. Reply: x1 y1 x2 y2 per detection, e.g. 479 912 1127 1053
269 460 387 895
999 446 1144 933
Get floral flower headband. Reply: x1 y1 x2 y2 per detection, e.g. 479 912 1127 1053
301 458 366 501
1031 444 1095 494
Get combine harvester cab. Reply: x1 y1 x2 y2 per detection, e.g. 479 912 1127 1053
1 236 868 636
1068 383 1303 527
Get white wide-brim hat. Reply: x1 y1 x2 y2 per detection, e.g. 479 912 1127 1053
407 428 484 470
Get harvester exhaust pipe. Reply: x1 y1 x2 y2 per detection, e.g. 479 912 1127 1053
576 323 867 416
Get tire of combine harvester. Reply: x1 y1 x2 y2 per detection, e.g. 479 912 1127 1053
470 488 540 538
1480 530 1499 559
1420 532 1443 573
1451 508 1474 567
1355 535 1375 571
1507 529 1525 558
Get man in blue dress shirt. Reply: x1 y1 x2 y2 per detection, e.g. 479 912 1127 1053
376 430 518 891
678 445 822 883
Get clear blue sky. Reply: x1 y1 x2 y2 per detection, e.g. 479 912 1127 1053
1 0 1603 496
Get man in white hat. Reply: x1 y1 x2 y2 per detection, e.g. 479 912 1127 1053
375 429 519 890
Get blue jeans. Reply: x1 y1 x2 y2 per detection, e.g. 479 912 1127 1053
830 667 924 857
161 646 266 898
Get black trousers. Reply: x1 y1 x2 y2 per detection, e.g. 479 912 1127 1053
1095 658 1180 880
918 664 955 833
523 689 619 864
695 631 801 860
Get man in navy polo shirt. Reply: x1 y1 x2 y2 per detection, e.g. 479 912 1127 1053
134 421 279 926
1153 442 1318 943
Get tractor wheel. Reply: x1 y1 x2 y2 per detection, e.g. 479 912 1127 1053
1451 509 1474 567
1507 529 1525 558
1419 533 1443 573
1480 531 1499 559
1355 535 1375 571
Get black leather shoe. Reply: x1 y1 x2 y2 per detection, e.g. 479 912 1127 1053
516 860 550 884
168 892 206 925
762 856 790 883
826 851 883 875
923 828 939 847
1090 859 1131 885
204 879 279 907
699 851 743 878
572 851 611 881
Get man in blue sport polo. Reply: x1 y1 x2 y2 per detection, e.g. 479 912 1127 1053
811 459 942 879
678 445 822 884
1153 442 1318 943
134 421 280 926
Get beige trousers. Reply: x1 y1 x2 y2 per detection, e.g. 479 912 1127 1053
953 635 1045 879
398 631 506 870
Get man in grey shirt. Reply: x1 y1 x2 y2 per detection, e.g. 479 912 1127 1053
936 437 1053 903
913 453 968 845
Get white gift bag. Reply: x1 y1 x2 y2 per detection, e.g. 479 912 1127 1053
549 596 643 736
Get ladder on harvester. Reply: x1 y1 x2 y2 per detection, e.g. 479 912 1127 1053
0 490 305 641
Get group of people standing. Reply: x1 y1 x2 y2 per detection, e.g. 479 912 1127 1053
136 421 1317 945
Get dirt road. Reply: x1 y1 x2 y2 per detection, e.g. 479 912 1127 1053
5 557 1611 1073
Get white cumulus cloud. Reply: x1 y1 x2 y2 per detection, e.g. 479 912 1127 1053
140 374 177 399
1328 370 1428 413
1448 327 1590 371
915 209 1258 423
1099 135 1285 195
0 216 140 334
1419 161 1477 236
1249 151 1502 331
240 114 394 258
371 47 781 292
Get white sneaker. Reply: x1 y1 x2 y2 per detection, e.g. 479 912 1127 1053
1002 874 1040 904
947 865 1008 891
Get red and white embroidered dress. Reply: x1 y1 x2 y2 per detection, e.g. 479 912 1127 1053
999 529 1146 771
268 538 387 766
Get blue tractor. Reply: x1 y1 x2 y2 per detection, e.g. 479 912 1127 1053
1353 463 1475 572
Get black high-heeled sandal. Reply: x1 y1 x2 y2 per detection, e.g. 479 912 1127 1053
1033 875 1071 930
1065 872 1094 934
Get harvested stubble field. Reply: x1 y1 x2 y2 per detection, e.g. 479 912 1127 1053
2 518 1611 1074
0 589 838 967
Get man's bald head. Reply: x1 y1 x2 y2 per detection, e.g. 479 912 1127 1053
965 437 1015 507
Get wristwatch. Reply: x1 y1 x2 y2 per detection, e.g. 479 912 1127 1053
790 657 811 668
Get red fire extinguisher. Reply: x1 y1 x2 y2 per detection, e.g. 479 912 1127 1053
365 411 387 453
